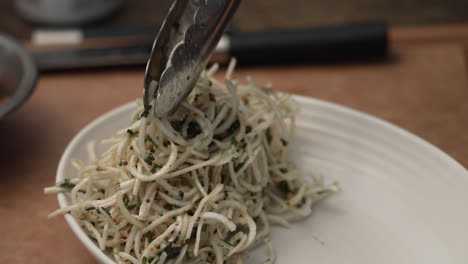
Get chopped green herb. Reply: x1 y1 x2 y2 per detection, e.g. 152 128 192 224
140 105 152 118
125 204 137 210
202 224 207 232
163 244 181 260
145 232 154 244
103 208 111 215
141 256 148 264
184 238 190 244
198 176 204 184
98 207 111 216
173 236 179 243
170 118 186 132
59 179 75 189
150 164 159 173
230 137 238 145
222 239 233 246
231 156 238 162
277 180 291 194
144 154 153 164
148 136 157 147
118 160 123 166
127 129 136 136
172 216 176 220
150 148 155 153
280 138 288 146
234 162 245 172
85 207 96 211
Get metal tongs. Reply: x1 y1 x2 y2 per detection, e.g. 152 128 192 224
144 0 241 117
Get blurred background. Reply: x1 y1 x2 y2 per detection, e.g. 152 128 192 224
2 1 468 263
2 0 468 36
0 0 467 73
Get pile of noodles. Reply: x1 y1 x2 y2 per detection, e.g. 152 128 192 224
45 61 337 264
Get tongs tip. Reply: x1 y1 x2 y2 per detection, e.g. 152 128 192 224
144 0 241 117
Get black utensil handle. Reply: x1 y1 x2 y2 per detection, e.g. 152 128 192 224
229 22 388 64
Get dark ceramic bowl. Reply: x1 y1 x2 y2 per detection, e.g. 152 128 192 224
0 34 38 118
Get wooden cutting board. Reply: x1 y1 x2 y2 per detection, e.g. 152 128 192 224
0 40 467 263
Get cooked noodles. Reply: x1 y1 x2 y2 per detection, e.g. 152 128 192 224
45 60 338 264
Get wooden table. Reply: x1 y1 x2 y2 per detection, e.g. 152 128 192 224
1 25 468 263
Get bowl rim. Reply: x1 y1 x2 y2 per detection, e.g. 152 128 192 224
0 33 38 118
55 96 468 263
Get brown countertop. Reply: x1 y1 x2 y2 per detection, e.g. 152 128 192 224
1 25 468 263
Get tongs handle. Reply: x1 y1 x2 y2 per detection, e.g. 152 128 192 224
144 0 241 117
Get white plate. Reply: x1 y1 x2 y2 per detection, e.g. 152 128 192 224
57 96 468 264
